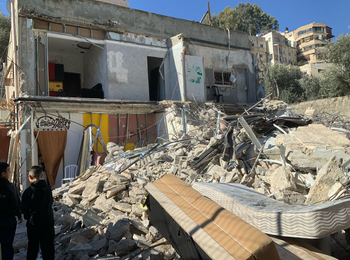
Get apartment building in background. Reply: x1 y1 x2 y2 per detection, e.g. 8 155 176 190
262 30 297 65
249 35 267 67
285 23 334 76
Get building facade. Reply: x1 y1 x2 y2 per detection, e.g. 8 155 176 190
285 23 334 64
249 35 267 67
261 30 297 65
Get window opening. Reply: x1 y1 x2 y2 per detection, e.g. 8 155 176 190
214 70 234 86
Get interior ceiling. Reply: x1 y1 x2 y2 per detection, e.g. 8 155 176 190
48 37 94 55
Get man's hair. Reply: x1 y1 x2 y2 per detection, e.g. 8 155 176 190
0 162 9 175
29 166 42 179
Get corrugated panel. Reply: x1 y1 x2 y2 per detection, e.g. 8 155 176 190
108 114 158 145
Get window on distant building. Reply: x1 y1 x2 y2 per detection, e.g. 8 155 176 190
288 52 291 56
260 44 264 48
318 69 323 73
302 70 307 75
274 37 280 42
252 43 255 46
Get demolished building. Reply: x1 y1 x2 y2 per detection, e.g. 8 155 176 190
9 100 347 259
4 0 350 259
3 0 259 189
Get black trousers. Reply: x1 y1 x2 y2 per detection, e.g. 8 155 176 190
0 215 16 260
27 226 54 260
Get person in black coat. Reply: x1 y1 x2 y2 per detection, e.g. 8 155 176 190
0 162 22 260
21 166 54 260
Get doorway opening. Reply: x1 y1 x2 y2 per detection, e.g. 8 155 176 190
147 57 163 101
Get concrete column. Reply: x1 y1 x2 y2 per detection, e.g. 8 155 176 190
31 111 38 166
20 130 28 190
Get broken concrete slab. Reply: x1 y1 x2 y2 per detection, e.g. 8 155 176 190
93 194 117 213
129 218 148 234
128 186 147 200
83 209 103 227
206 164 226 180
79 228 98 240
111 174 130 185
62 193 79 208
106 185 126 199
69 243 96 256
274 190 306 205
105 219 130 242
82 176 101 200
306 157 348 205
68 181 86 195
90 238 108 252
67 234 91 250
269 166 298 193
275 124 350 170
112 201 132 213
107 240 117 255
116 238 138 256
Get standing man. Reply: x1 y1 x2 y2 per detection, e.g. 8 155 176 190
0 162 22 260
21 166 54 260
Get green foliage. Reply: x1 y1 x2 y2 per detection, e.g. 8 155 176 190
265 64 304 104
321 35 350 68
0 15 11 62
314 34 350 99
299 75 321 100
267 35 350 103
212 2 279 35
291 60 307 67
319 65 350 98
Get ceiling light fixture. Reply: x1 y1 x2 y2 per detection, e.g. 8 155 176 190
77 42 92 50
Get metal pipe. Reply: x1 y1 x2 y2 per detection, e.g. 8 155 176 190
118 114 121 145
11 3 19 99
145 114 148 143
124 114 129 151
137 114 142 143
181 105 187 134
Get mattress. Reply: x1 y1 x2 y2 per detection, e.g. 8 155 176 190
192 182 350 239
145 174 280 260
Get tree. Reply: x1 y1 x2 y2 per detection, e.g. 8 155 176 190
316 34 350 98
212 2 279 35
299 75 321 101
0 15 11 62
319 65 350 98
265 64 304 104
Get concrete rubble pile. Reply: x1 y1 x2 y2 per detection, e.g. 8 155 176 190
52 164 177 260
50 100 350 259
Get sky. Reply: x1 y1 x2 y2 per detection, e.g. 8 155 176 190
0 0 349 39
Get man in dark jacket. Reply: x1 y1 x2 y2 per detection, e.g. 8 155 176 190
0 162 22 260
21 166 54 260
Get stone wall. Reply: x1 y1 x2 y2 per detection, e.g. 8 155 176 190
290 96 350 117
